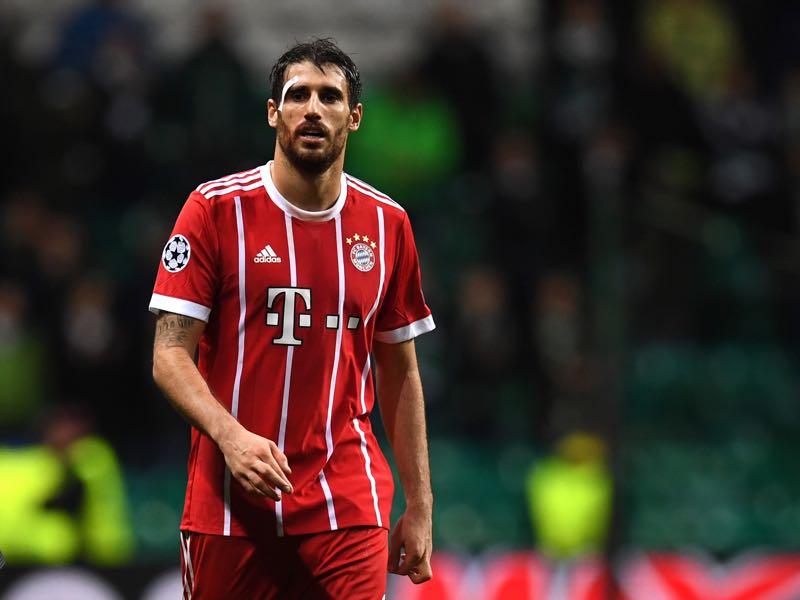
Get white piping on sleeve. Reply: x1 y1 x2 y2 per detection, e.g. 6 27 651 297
374 314 436 344
149 294 211 322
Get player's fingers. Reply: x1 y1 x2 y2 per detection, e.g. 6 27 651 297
387 519 404 573
246 473 275 499
251 451 291 489
409 556 433 584
254 461 292 494
238 473 269 498
397 548 423 576
267 459 293 493
269 443 292 475
241 471 281 501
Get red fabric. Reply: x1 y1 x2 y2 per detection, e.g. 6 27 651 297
180 527 388 599
150 164 433 537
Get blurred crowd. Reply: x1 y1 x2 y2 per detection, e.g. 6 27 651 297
2 0 800 558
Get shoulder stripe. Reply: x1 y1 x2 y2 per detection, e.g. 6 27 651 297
346 177 404 212
203 166 260 186
345 174 393 201
198 173 260 194
196 167 260 193
198 172 261 195
203 181 263 199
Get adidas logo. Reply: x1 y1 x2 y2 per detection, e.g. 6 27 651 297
254 244 282 263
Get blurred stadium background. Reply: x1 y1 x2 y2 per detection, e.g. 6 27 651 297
2 0 800 598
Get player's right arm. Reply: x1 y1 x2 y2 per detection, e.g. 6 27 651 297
152 311 292 500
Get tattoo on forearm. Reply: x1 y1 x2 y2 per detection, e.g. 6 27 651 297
155 314 196 349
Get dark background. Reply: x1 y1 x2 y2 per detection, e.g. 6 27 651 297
1 0 799 571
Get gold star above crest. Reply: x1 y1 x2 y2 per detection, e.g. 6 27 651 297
370 241 377 249
354 234 361 241
363 235 370 243
346 237 352 245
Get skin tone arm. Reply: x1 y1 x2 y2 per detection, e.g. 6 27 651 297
373 338 433 584
152 311 293 500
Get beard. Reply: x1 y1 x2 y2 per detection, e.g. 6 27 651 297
277 120 348 176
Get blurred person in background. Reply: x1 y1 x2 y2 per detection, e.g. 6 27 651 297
531 270 592 440
0 404 133 565
150 4 260 195
149 39 435 599
49 0 152 210
639 0 739 102
53 0 147 78
0 282 45 436
52 273 138 450
450 265 522 439
526 430 612 559
418 2 498 170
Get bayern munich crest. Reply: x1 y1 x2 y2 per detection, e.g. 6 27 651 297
346 233 376 272
162 234 191 273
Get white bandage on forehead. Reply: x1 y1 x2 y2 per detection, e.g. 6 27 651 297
277 75 300 112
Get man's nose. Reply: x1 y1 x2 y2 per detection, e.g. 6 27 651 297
304 93 322 118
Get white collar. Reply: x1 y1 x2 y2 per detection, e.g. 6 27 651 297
260 161 347 222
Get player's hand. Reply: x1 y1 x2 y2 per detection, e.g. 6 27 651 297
388 507 433 584
218 426 292 501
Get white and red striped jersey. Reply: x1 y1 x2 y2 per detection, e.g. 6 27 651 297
149 162 434 537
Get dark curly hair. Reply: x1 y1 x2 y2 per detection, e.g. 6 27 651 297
269 38 362 110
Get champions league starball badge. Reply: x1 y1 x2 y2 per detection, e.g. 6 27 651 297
162 234 191 273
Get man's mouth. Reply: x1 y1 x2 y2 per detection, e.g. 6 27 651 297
297 127 326 142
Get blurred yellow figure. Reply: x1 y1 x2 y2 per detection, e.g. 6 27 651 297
0 407 134 565
641 0 740 99
526 431 612 559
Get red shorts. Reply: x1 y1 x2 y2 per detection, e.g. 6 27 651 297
179 526 388 600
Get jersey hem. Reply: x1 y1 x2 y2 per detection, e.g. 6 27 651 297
179 521 390 537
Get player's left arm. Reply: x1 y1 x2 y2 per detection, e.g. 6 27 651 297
374 338 433 584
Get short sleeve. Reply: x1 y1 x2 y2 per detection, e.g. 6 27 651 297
374 213 435 343
149 192 218 322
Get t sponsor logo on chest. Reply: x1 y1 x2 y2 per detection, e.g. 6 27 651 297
345 233 376 272
254 244 282 263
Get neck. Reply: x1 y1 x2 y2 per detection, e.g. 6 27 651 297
270 151 344 212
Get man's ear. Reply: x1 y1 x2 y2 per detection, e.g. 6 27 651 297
267 99 279 129
348 103 363 132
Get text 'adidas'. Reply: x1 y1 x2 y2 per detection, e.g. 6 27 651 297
254 245 282 263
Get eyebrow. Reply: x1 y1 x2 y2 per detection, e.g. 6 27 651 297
287 84 345 99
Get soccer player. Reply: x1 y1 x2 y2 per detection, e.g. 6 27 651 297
149 39 435 599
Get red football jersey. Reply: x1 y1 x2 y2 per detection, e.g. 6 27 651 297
150 162 434 537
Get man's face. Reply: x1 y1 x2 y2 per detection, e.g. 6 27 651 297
268 61 362 175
